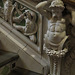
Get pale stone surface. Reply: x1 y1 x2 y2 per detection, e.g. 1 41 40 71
17 48 46 74
0 32 20 53
0 20 48 74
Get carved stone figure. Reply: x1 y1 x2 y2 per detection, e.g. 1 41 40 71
13 9 37 43
36 0 68 75
2 0 12 23
0 1 37 43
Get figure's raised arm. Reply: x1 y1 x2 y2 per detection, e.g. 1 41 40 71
36 1 51 20
36 1 47 9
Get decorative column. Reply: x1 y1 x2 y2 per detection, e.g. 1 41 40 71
36 0 68 75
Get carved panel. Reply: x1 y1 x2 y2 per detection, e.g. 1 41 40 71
11 2 37 43
0 0 43 53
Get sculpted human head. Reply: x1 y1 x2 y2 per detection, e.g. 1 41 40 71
49 0 65 18
25 10 36 22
